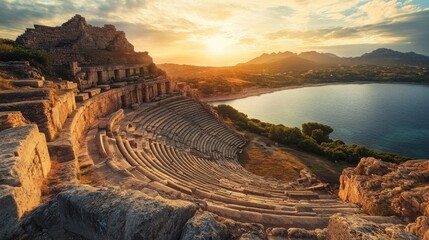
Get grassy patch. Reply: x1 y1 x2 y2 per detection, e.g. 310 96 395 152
242 142 306 181
240 132 353 184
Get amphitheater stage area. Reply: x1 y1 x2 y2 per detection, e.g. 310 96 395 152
81 96 362 229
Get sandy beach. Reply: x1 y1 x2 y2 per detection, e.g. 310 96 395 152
200 81 429 103
201 82 364 102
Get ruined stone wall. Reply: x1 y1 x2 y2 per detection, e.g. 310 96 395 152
51 91 77 132
16 15 133 53
15 15 156 66
81 63 152 87
0 125 51 239
0 100 55 140
0 90 76 141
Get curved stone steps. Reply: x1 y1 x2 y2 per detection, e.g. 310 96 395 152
92 97 360 229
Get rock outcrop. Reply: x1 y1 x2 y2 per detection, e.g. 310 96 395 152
0 111 29 131
339 157 429 238
16 15 152 65
180 212 228 240
406 216 429 240
0 124 51 239
327 214 418 240
0 61 43 79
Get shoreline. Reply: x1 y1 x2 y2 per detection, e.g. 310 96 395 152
201 81 429 103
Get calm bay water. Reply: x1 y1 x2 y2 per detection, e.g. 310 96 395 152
211 83 429 159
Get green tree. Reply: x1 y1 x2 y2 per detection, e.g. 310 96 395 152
302 122 333 143
269 125 303 145
297 138 322 154
311 129 326 144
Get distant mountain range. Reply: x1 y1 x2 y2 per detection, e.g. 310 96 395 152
237 48 429 69
158 48 429 78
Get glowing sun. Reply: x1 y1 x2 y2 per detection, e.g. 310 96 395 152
204 36 232 53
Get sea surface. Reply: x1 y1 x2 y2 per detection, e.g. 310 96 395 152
211 83 429 159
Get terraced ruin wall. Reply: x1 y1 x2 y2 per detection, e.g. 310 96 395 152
0 90 76 141
0 125 51 239
48 82 164 163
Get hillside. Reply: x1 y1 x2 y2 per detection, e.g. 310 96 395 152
238 51 297 65
236 56 319 72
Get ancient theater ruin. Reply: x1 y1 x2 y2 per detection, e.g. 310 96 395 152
0 15 427 240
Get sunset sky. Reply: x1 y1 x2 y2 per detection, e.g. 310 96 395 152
1 0 429 66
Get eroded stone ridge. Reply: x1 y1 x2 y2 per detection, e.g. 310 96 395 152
0 124 51 239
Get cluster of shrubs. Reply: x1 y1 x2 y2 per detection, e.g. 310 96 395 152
0 39 52 74
214 104 408 164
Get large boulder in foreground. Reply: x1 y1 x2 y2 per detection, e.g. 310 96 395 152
327 214 418 240
59 186 197 240
339 157 429 238
16 185 198 240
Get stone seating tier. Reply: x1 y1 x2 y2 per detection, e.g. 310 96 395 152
92 96 360 229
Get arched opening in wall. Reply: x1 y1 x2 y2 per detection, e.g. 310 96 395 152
121 95 127 108
133 68 137 75
114 70 120 81
126 69 131 77
97 71 103 84
139 67 144 75
142 87 146 102
166 82 170 93
132 90 137 104
157 83 162 96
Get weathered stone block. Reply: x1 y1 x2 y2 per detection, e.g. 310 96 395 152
0 186 20 239
75 93 89 102
83 88 101 98
0 88 53 104
111 82 128 88
11 79 44 88
98 84 110 91
0 125 51 239
0 124 51 184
